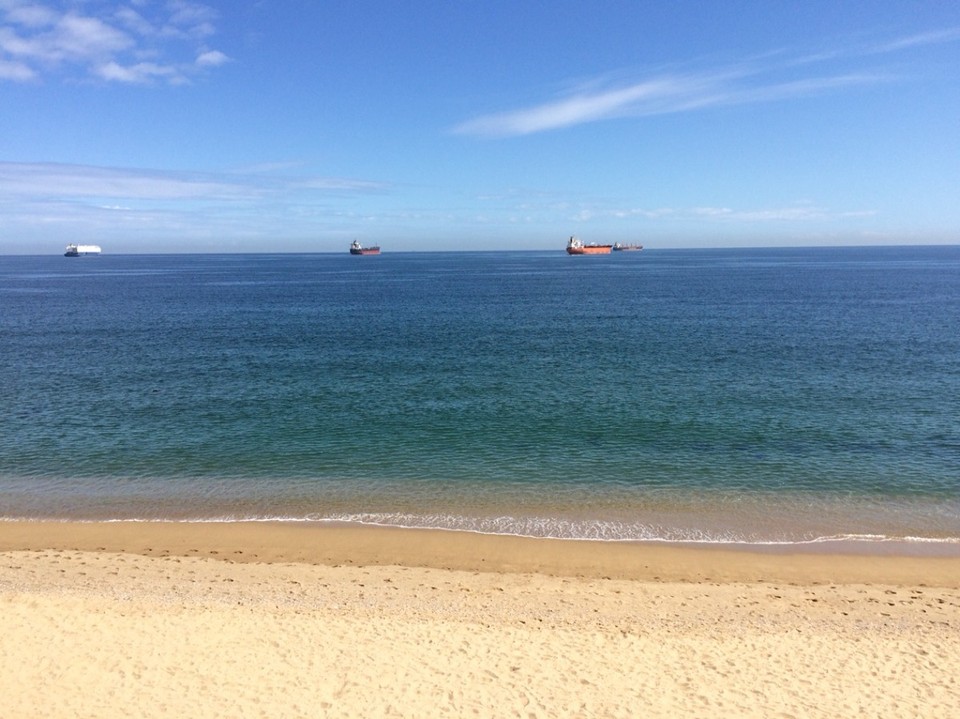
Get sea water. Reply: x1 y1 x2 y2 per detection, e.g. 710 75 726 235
2 247 959 546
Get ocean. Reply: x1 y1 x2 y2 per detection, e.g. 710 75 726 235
2 246 959 547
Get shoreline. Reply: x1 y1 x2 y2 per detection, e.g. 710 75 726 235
3 519 960 586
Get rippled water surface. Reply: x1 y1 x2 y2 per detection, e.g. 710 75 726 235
2 247 958 544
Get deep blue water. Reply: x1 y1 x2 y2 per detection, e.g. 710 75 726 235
2 247 959 544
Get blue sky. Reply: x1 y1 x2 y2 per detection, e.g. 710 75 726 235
1 1 959 253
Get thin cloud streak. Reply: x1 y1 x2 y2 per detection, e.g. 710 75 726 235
453 71 889 137
453 27 958 137
0 162 388 201
872 27 960 53
0 162 258 200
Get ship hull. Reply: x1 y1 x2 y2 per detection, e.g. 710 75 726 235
567 245 612 255
350 247 380 255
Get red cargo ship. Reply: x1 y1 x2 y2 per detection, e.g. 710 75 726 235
566 236 612 255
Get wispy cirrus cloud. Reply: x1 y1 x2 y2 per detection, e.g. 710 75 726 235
0 161 257 200
0 0 230 84
0 161 388 200
871 27 960 53
453 27 960 137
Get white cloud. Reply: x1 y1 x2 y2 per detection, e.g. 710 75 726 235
196 49 228 67
114 7 156 37
0 1 229 84
4 3 57 28
96 60 182 84
0 55 32 79
166 0 217 38
0 13 132 63
56 13 131 57
453 27 959 137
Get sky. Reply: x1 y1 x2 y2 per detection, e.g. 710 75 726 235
1 0 959 254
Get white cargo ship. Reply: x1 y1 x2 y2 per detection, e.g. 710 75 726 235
64 244 102 256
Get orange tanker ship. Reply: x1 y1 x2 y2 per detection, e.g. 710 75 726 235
566 236 612 255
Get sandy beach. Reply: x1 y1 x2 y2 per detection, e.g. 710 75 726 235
2 522 959 718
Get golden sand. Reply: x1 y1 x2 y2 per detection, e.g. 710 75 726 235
2 521 958 718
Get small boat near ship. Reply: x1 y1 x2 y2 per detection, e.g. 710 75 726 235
566 236 612 255
64 244 101 257
613 242 643 251
350 240 380 255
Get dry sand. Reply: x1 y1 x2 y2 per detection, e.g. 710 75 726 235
2 521 958 718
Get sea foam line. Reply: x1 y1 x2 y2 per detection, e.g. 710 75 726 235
5 513 957 547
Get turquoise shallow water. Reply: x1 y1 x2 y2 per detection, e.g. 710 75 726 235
2 247 959 544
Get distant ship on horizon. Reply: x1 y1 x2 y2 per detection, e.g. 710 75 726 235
566 236 612 255
350 240 380 255
613 242 643 251
64 244 101 257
